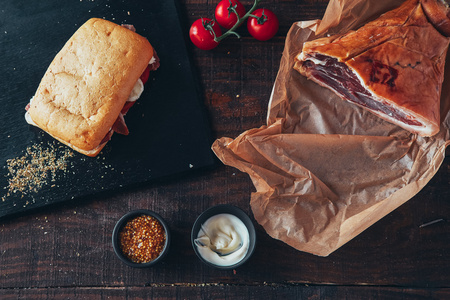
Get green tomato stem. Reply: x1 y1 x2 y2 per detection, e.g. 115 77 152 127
204 19 219 41
214 0 262 42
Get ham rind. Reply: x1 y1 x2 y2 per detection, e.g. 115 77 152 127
295 0 450 137
421 0 450 36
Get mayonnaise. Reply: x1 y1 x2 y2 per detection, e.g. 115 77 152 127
127 78 144 102
195 213 249 267
25 110 37 126
25 96 37 127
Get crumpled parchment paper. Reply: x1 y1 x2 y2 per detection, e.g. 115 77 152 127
212 0 450 256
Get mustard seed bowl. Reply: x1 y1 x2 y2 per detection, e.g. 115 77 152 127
112 209 170 268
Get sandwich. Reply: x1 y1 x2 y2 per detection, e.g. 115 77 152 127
25 18 160 156
294 0 450 137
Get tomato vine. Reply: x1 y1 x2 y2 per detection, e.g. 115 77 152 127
189 0 278 50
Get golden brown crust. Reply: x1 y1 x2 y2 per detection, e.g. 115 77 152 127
421 0 450 36
28 18 154 154
50 132 108 157
295 0 449 136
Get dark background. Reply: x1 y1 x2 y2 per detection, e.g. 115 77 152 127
0 0 449 299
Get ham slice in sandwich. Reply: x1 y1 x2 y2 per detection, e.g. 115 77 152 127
25 18 160 156
295 0 450 137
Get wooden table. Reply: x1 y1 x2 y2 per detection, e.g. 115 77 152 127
1 1 449 299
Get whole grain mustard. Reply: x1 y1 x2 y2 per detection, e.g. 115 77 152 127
119 215 166 263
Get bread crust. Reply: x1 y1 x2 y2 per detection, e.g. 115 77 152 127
28 18 154 153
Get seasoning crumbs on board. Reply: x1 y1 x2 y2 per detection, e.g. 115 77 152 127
2 142 74 202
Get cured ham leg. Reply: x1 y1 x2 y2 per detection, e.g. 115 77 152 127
295 0 450 136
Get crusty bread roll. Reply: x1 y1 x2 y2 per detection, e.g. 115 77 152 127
27 18 155 156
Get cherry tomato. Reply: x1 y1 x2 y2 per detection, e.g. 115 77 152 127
247 8 279 41
215 0 246 30
189 18 222 50
140 66 150 85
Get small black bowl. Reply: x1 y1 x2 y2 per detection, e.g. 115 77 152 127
191 204 256 270
112 209 170 268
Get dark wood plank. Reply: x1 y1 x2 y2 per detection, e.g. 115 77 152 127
0 286 449 299
179 0 330 35
0 158 448 288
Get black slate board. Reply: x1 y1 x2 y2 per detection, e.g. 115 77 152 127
0 0 216 218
